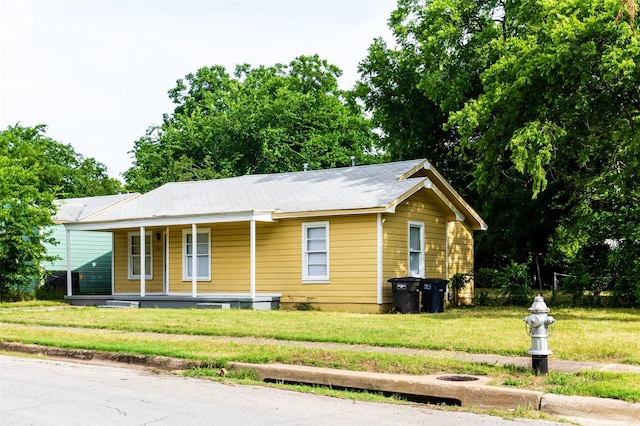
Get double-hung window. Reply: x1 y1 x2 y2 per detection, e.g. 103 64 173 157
182 228 211 281
128 232 152 279
408 222 425 277
302 222 329 282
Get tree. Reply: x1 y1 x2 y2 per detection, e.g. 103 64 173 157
124 55 381 192
0 125 122 199
357 0 503 192
445 0 640 301
0 125 122 300
357 0 552 265
359 0 640 303
0 129 55 300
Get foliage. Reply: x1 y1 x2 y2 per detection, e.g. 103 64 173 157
474 291 493 306
0 125 122 199
356 0 502 191
449 272 471 306
0 125 121 300
493 262 534 306
1 131 55 300
447 0 640 299
361 0 640 302
124 55 381 192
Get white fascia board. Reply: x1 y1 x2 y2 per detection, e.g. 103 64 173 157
424 179 466 222
273 207 389 219
65 210 275 231
383 179 430 213
423 163 488 230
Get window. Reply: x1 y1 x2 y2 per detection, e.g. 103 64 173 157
408 222 424 277
302 222 329 282
128 232 152 279
182 228 211 280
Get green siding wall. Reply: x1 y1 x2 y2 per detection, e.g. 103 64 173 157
43 226 112 294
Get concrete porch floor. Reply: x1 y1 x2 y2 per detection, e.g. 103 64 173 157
64 293 281 310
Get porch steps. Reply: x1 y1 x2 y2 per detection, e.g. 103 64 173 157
196 303 231 310
99 300 140 309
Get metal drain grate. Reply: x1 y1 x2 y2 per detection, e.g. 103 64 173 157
436 375 479 382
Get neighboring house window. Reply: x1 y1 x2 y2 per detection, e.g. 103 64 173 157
128 232 152 279
302 222 329 282
182 228 211 281
408 222 425 277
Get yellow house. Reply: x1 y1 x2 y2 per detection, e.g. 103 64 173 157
62 159 486 313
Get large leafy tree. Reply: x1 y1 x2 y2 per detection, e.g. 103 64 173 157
0 125 122 300
446 0 640 300
0 125 122 199
358 0 553 266
125 55 381 192
360 0 640 302
357 0 502 192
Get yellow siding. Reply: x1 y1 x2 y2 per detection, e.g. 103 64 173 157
257 215 379 308
448 221 475 303
110 187 476 312
166 223 254 294
113 229 164 294
167 227 187 292
381 189 447 304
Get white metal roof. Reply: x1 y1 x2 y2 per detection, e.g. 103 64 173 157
53 193 140 223
64 159 487 231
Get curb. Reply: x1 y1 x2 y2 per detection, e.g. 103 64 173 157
0 341 198 370
3 341 640 424
228 361 541 410
229 362 640 424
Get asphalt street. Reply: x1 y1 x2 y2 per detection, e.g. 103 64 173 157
0 355 565 426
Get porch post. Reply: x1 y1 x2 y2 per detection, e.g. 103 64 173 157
192 223 197 297
165 226 169 294
66 229 72 297
250 219 256 299
140 226 146 297
376 213 383 305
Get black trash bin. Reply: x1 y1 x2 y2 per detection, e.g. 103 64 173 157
388 277 421 313
421 278 449 313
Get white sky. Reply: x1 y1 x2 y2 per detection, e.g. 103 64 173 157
0 0 396 180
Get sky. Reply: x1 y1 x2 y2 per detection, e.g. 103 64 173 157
0 0 397 180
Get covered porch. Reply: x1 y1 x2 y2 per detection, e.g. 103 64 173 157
63 210 281 310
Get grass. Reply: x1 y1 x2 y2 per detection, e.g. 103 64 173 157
1 302 640 404
1 303 639 363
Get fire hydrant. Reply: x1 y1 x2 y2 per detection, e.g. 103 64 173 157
524 295 555 375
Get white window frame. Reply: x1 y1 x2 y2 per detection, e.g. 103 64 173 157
408 222 425 278
302 221 330 283
182 228 211 281
128 231 152 280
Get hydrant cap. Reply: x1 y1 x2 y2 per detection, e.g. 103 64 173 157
528 295 550 313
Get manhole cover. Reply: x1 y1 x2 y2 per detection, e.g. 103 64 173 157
436 375 479 382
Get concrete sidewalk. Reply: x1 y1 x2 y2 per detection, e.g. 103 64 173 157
1 338 639 425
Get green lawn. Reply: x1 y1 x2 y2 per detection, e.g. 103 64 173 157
1 302 640 403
